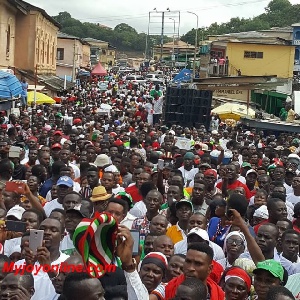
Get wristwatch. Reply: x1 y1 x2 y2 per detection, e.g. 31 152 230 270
122 258 137 272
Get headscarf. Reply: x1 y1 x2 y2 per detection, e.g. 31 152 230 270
224 231 247 253
73 212 118 278
141 252 168 275
225 267 252 292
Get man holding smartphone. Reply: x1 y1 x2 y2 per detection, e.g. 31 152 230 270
15 218 68 300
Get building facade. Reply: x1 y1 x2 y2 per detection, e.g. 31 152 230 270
11 0 60 76
0 0 18 69
83 38 116 68
56 32 90 81
292 23 300 74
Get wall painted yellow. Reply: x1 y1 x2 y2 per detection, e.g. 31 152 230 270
14 10 59 75
0 0 17 69
226 42 294 78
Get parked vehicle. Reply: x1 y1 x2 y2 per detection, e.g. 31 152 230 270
125 75 146 84
145 73 164 84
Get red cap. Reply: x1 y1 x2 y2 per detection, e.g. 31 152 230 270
1 124 7 129
28 136 38 142
51 143 62 149
110 132 117 137
53 131 63 136
204 169 217 178
114 139 123 146
152 141 160 150
73 118 82 125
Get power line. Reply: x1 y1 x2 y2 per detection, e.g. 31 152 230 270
73 0 269 22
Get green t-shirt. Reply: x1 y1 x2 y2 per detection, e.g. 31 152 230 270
279 108 288 121
150 89 162 99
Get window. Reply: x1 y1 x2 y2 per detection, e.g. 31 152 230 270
6 25 10 56
57 48 64 60
244 51 263 59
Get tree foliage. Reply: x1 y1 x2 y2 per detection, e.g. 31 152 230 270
182 0 300 44
52 12 170 52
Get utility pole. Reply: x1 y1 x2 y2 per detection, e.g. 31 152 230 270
72 39 76 82
160 12 165 61
169 18 175 67
187 12 199 79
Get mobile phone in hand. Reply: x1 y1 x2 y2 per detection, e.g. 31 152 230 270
6 220 26 232
226 209 234 219
157 159 164 170
5 181 25 194
130 230 140 256
29 229 44 255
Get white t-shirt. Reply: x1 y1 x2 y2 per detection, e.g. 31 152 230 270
14 252 69 300
4 237 21 256
44 199 63 217
287 193 300 206
178 167 199 187
174 237 225 261
112 185 125 195
129 201 146 218
60 234 75 255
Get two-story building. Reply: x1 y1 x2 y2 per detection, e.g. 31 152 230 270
83 37 116 68
152 40 195 65
56 32 90 81
0 0 74 96
292 23 300 75
207 31 295 113
0 0 18 69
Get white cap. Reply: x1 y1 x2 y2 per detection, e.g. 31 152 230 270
253 205 268 219
212 130 218 135
246 169 257 177
7 205 25 221
187 227 209 241
104 165 119 173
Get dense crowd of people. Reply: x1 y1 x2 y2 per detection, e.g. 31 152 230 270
0 71 298 300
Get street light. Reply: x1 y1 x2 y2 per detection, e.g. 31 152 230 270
169 18 176 66
187 11 198 79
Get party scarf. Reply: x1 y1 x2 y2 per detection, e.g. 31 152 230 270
73 212 118 278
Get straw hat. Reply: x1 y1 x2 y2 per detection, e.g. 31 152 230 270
90 186 112 202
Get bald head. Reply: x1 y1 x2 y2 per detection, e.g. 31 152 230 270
153 235 174 259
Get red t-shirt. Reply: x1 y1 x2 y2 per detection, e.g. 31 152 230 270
216 180 252 200
165 262 224 300
125 184 143 203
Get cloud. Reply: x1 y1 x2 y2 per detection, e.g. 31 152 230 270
26 0 300 34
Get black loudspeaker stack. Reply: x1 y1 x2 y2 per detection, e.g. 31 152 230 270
164 87 212 129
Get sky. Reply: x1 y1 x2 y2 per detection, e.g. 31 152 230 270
27 0 300 36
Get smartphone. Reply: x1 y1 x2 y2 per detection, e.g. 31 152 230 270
29 229 44 255
130 230 140 256
6 220 26 232
226 209 234 219
103 134 109 142
157 159 164 170
5 181 25 194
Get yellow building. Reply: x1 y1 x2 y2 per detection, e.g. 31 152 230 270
225 42 294 78
0 0 17 69
152 40 195 61
83 38 116 68
208 32 295 105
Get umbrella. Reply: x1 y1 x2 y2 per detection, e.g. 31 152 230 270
0 71 22 99
27 91 56 104
211 103 256 121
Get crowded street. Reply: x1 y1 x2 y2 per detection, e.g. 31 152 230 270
1 0 300 299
